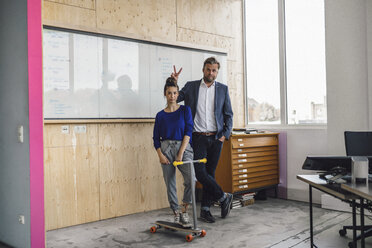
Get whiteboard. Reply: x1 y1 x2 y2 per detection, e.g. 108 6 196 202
43 28 227 119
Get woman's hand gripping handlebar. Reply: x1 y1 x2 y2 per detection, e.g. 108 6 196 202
173 158 207 167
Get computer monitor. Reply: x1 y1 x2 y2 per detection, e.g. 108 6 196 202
344 131 372 156
302 156 352 174
303 155 372 174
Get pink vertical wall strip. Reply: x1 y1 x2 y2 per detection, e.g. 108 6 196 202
27 0 45 247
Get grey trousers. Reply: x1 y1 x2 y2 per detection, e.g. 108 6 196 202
160 140 195 212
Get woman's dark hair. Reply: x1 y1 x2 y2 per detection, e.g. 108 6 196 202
164 77 179 95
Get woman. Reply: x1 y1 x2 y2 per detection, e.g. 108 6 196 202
153 77 194 227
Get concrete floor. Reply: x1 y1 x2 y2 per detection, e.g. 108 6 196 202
44 198 372 248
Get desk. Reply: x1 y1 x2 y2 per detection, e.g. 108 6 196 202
341 182 372 247
341 182 372 202
297 175 357 248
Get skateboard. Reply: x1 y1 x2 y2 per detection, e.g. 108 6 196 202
150 220 206 242
150 158 207 242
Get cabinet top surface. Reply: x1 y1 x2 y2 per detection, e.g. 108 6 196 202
230 132 279 138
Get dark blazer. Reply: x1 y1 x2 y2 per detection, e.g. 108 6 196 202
177 80 233 140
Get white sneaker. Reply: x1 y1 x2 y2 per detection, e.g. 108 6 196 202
174 212 181 225
180 212 192 228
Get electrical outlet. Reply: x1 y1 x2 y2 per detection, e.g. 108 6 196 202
18 215 25 224
61 125 69 134
74 125 86 134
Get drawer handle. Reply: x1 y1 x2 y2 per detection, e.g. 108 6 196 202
238 154 247 157
239 174 247 178
239 185 248 189
237 149 242 152
238 164 243 168
238 169 247 173
239 179 248 183
239 144 244 146
238 159 247 163
238 138 243 142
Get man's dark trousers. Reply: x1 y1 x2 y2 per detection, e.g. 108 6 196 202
192 134 225 208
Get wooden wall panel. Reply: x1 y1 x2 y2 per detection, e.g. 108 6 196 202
45 0 95 9
44 124 99 230
229 0 244 128
176 0 244 127
44 144 99 230
228 61 245 127
43 0 97 29
96 0 177 41
99 123 142 219
177 28 233 53
176 0 234 38
135 125 169 212
45 122 185 229
230 0 244 63
99 123 184 219
44 124 97 147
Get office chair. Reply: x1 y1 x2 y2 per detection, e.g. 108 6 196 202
339 131 372 247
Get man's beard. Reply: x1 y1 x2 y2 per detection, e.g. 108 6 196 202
204 76 215 83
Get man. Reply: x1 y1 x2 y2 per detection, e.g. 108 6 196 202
172 57 234 223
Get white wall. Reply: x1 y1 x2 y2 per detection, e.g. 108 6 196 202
325 0 369 155
266 128 327 204
285 129 328 203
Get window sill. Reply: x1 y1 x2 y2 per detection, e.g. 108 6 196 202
245 124 327 130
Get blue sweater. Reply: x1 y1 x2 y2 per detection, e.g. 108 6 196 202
153 105 193 149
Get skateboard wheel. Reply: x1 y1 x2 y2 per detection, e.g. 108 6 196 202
186 234 194 242
200 229 206 237
150 226 157 233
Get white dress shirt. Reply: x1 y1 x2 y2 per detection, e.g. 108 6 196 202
193 79 217 132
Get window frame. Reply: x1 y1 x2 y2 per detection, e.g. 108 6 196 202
243 0 327 128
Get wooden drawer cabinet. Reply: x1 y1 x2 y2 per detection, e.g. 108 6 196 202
215 133 279 194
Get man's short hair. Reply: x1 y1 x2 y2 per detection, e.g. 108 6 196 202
203 57 220 70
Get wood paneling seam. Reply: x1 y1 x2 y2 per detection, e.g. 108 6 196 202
44 0 96 10
177 27 235 39
94 0 98 30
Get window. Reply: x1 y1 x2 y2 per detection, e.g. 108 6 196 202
245 0 326 125
245 0 281 124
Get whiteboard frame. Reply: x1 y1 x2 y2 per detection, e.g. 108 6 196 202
43 25 228 122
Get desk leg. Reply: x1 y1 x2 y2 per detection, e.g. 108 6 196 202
360 198 365 248
352 199 357 248
309 185 318 248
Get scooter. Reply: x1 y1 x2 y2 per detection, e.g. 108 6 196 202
150 158 207 242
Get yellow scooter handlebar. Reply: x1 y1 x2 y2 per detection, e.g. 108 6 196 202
173 158 207 167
